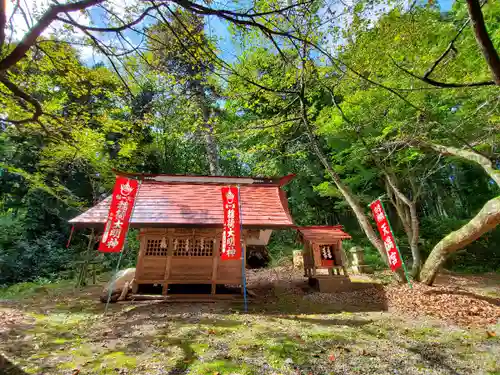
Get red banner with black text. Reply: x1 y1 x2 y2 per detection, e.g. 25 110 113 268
221 186 242 261
98 176 139 253
370 199 402 271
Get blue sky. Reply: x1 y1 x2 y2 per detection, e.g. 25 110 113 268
203 0 456 63
82 0 456 65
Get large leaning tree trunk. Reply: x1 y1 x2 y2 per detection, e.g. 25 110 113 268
419 196 500 284
418 142 500 285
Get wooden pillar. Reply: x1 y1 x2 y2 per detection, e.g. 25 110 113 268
163 231 173 296
132 229 147 294
339 240 349 276
312 243 319 276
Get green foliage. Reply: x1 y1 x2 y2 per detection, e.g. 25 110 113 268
0 213 76 285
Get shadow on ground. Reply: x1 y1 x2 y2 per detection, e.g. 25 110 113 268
0 354 28 375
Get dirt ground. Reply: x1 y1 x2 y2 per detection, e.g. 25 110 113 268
0 269 499 375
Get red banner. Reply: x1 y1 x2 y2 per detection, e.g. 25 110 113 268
221 186 241 261
370 199 402 271
98 176 139 253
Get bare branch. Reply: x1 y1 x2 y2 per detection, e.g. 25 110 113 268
390 56 495 88
0 0 105 72
61 10 134 97
423 2 487 79
168 0 312 20
243 117 301 131
159 4 298 94
55 4 158 32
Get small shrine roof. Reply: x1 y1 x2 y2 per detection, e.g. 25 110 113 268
69 173 295 228
296 225 351 243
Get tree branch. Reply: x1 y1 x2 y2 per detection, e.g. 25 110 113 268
466 0 500 84
0 73 43 124
243 117 301 131
159 4 298 94
55 4 158 32
0 0 7 51
0 0 105 72
168 0 311 20
423 1 487 79
390 56 495 88
423 142 500 187
61 10 134 97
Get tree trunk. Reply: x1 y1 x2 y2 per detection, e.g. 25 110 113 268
195 88 221 176
298 97 388 264
408 202 421 276
425 143 500 186
419 196 500 285
466 0 500 85
416 141 500 285
385 175 422 277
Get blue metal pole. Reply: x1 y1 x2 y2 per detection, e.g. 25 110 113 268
237 185 248 313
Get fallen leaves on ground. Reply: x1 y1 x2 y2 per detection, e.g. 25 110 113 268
384 282 500 327
0 309 27 332
250 266 500 328
304 282 499 327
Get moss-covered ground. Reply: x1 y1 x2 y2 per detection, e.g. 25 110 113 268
0 279 499 375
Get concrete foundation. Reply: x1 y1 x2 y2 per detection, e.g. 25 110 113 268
309 276 376 293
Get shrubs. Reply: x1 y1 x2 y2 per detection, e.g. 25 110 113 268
0 214 75 285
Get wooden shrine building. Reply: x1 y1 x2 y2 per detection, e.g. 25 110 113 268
69 173 295 296
297 226 353 292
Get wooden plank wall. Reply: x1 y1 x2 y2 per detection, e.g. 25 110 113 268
134 228 245 295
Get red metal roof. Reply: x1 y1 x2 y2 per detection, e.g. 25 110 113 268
69 179 295 228
296 226 351 243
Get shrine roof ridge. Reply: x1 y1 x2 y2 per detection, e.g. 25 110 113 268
112 170 295 186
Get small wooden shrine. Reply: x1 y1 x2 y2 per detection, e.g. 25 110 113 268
69 173 295 297
297 226 352 292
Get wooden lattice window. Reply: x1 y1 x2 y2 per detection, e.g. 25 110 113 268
173 238 214 256
173 239 188 256
145 238 168 256
193 239 214 256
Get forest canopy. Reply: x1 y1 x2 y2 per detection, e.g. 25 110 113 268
0 0 499 286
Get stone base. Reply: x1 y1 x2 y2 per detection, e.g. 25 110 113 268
350 265 374 274
292 250 304 269
309 276 376 293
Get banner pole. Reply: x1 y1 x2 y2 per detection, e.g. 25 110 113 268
66 225 75 248
379 200 412 289
237 185 248 313
104 179 142 315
